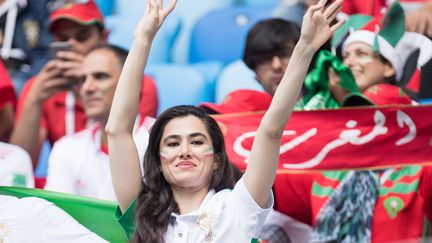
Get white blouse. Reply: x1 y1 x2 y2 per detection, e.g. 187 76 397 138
164 177 273 242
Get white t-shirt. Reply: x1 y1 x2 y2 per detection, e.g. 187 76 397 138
0 142 34 187
45 118 154 201
164 178 273 242
0 195 107 243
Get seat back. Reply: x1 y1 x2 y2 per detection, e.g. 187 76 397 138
145 64 210 114
189 5 274 65
215 60 264 103
106 14 181 64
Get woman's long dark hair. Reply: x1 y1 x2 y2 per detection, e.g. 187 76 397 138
132 105 235 243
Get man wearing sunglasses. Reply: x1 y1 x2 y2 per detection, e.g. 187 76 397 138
11 0 158 176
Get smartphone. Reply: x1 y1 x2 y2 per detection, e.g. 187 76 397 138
49 41 72 59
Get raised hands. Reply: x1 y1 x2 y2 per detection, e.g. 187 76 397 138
134 0 177 42
301 0 344 51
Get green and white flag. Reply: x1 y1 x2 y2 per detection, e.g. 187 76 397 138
0 186 128 243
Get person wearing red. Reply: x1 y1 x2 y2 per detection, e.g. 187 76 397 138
0 60 16 142
11 0 158 168
341 0 432 37
274 3 432 241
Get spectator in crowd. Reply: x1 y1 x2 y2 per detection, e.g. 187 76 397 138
242 18 300 97
0 60 15 142
0 141 33 188
106 0 343 242
0 0 52 93
214 16 328 109
341 0 432 37
340 0 432 99
44 44 154 201
273 3 432 242
10 0 158 169
325 1 432 107
0 195 107 242
200 90 312 243
0 56 32 188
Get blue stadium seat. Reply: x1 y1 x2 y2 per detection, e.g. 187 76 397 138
35 140 51 178
232 0 279 5
215 60 264 103
419 98 432 104
105 14 181 64
189 61 224 103
95 0 115 16
113 0 146 16
145 64 210 114
188 4 274 65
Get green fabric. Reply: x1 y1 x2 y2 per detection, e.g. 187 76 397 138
115 199 137 240
312 182 334 197
298 50 362 110
0 186 128 243
331 14 373 47
377 1 405 48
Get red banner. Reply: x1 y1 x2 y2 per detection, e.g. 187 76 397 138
213 105 432 172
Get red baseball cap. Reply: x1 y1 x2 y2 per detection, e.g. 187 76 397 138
49 0 104 32
199 90 272 114
363 84 412 105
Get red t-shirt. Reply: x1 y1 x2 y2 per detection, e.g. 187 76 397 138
16 75 158 145
274 167 432 241
0 61 16 110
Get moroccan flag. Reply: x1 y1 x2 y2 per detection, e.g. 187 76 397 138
213 105 432 172
0 186 128 242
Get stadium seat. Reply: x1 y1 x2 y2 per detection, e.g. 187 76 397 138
232 0 279 5
419 98 432 104
145 64 210 114
188 4 274 65
189 60 224 103
167 0 232 63
105 14 181 64
215 60 264 103
34 140 51 189
94 0 114 16
113 0 146 16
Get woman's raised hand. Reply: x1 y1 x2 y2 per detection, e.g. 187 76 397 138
134 0 177 42
300 0 344 51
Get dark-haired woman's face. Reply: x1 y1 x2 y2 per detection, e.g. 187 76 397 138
343 42 396 91
159 115 217 191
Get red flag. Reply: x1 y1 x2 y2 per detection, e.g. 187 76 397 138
213 105 432 172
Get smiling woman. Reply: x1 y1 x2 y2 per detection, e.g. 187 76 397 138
105 0 345 242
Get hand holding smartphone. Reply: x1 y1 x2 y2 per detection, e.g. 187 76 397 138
49 41 78 89
49 41 72 59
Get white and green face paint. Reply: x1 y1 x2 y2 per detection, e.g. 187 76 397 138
202 147 214 159
344 43 377 65
356 54 374 65
160 150 169 162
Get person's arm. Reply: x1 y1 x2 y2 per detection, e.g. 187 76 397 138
243 0 345 208
105 0 177 212
10 61 73 167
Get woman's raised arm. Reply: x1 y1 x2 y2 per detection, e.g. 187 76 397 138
105 0 177 212
243 0 345 208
